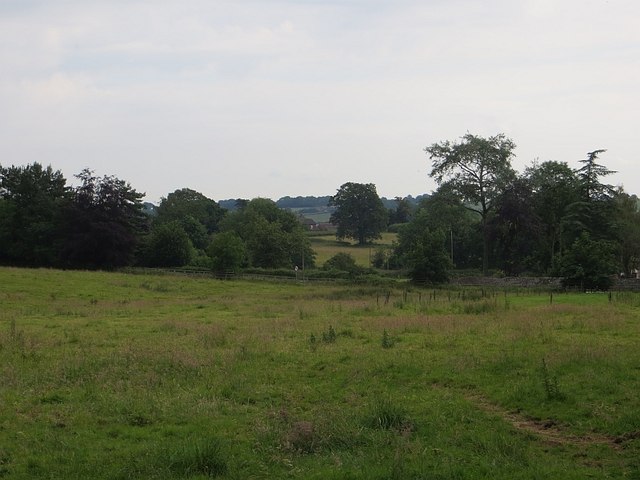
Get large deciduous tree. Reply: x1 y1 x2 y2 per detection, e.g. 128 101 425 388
489 176 540 275
329 182 388 245
60 169 147 269
155 188 225 250
0 163 69 266
425 133 516 275
526 161 581 272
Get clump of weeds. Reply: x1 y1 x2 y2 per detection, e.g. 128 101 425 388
364 397 412 431
381 329 394 349
322 325 337 343
541 357 565 401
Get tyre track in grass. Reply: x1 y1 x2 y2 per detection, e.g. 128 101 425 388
435 384 635 450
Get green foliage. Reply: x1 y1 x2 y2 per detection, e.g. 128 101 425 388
388 196 413 224
576 149 616 201
426 133 516 274
323 252 361 273
395 222 452 284
381 329 394 348
612 191 640 275
525 161 581 273
0 162 69 266
399 186 480 271
565 150 619 244
329 182 388 245
490 176 540 275
219 198 314 269
308 333 317 351
142 221 193 267
208 231 247 273
541 358 565 401
557 232 618 290
322 325 337 343
371 247 388 269
156 188 225 235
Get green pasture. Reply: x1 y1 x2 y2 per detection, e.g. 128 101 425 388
309 232 396 268
1 267 640 479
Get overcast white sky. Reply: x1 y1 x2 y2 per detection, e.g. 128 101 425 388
1 0 638 203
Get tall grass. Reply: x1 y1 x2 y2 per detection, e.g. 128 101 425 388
1 267 639 478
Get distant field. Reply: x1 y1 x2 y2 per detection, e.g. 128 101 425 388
309 232 397 267
2 267 640 478
288 208 333 223
302 211 332 223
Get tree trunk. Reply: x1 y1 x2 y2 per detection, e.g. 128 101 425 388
482 216 489 276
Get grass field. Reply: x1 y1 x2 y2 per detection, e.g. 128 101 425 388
309 232 397 268
2 267 640 478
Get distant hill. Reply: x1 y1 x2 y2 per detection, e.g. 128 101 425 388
276 195 332 208
218 194 430 212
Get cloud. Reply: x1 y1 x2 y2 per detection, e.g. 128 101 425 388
0 0 638 200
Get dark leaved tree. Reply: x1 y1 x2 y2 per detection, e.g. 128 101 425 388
489 176 541 275
569 149 618 241
60 169 147 269
388 196 413 225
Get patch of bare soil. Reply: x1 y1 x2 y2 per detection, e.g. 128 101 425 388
438 385 632 450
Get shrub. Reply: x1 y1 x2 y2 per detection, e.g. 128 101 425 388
557 232 618 290
323 253 366 276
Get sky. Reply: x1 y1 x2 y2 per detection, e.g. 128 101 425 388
1 0 638 204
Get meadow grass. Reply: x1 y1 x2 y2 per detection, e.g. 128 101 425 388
1 267 640 478
309 232 396 267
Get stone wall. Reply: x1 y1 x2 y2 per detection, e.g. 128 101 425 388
451 276 562 288
452 276 640 291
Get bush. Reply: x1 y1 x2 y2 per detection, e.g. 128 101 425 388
142 221 193 267
557 232 618 290
208 231 246 273
323 253 368 277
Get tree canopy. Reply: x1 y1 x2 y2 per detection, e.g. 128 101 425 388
219 198 314 269
0 163 69 266
60 169 148 270
329 182 388 245
425 133 516 275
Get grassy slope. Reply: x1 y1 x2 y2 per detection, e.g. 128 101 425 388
1 267 639 479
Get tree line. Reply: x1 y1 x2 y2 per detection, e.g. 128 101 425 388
0 165 313 272
388 134 638 289
1 132 638 288
322 134 639 288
